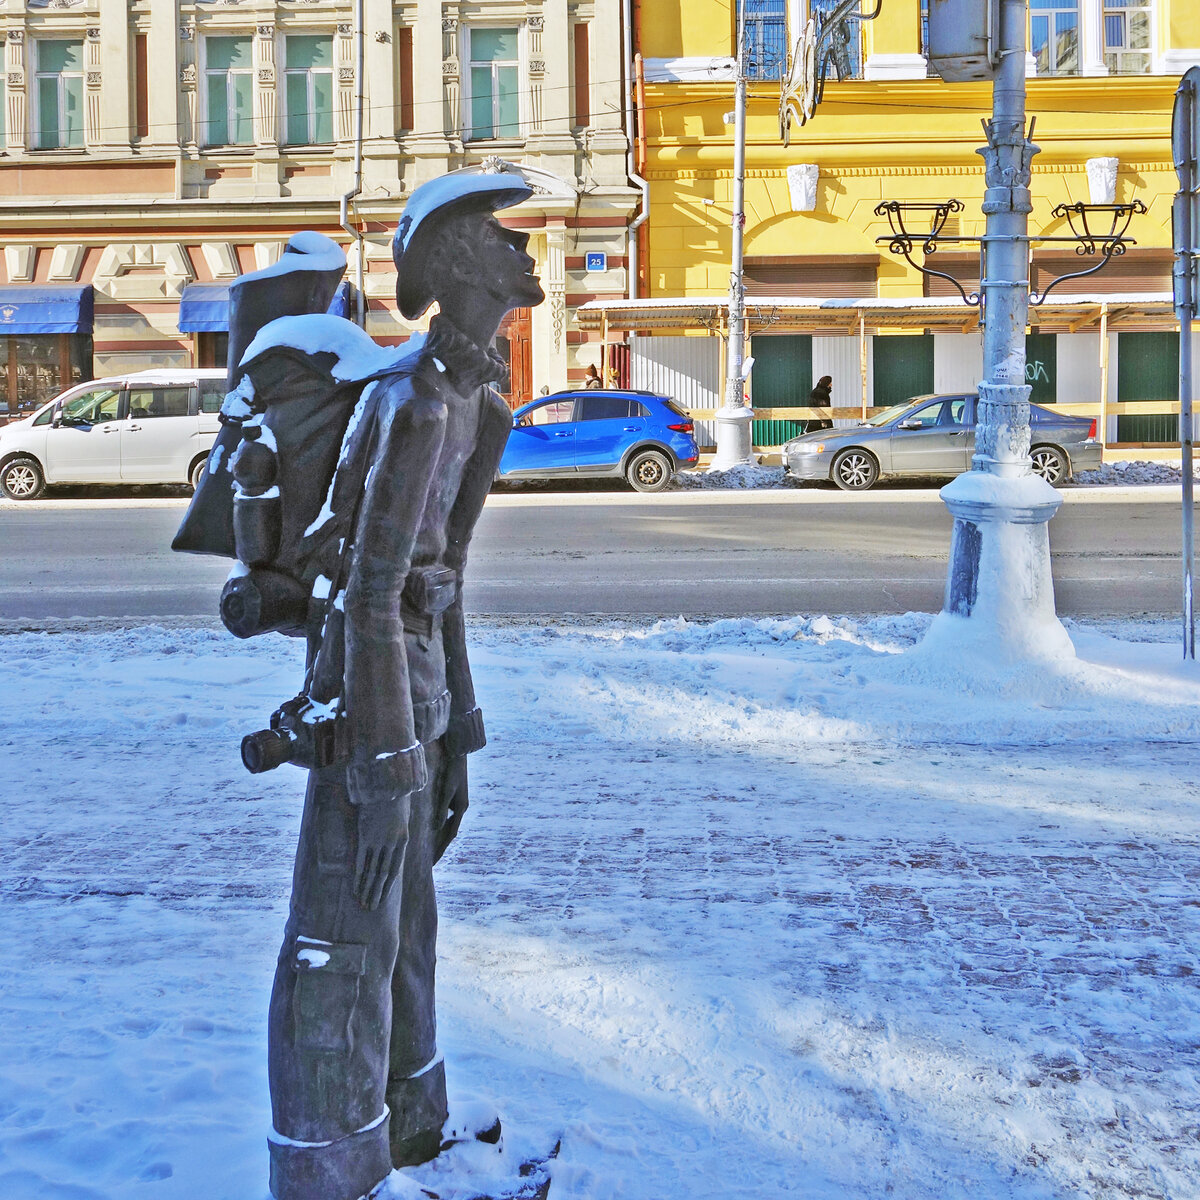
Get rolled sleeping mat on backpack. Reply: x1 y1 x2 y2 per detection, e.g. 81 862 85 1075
220 567 310 639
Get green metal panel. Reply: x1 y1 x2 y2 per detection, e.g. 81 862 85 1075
1025 332 1057 404
1116 331 1179 443
872 334 934 408
750 334 812 408
752 419 806 446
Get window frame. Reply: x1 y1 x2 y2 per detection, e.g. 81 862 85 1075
1101 0 1152 76
33 39 85 151
282 33 335 147
1030 0 1081 77
202 34 255 148
462 25 522 143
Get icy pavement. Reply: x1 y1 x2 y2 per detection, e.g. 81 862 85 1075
1 616 1199 1199
675 460 1200 489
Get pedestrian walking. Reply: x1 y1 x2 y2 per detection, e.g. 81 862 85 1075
584 364 602 388
807 375 833 432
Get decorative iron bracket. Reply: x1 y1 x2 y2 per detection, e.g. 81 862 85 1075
1028 199 1148 304
874 199 980 306
872 197 1148 309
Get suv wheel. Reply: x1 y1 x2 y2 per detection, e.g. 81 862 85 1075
189 457 208 491
626 449 673 493
1 456 46 501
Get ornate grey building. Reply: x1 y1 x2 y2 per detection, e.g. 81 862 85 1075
0 0 636 411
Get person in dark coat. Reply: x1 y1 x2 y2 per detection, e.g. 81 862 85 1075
583 363 603 388
807 374 833 432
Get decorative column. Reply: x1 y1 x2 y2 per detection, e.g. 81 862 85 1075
254 23 277 147
337 21 355 143
527 12 544 133
84 26 102 149
179 21 198 152
441 9 460 153
5 30 27 155
545 223 567 355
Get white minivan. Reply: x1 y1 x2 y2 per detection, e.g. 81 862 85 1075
0 369 227 500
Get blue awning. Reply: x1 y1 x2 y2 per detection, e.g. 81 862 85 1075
178 280 352 332
178 283 231 332
0 285 93 335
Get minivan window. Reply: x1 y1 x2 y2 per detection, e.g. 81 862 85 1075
199 380 226 414
129 387 190 419
61 387 122 425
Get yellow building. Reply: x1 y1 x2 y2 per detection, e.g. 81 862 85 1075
582 0 1200 448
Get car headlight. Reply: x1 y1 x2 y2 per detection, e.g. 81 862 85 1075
786 442 823 455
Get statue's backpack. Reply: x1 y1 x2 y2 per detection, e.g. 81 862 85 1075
177 313 417 640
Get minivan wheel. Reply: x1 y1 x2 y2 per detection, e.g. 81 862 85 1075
831 448 879 492
1 456 46 501
1030 445 1068 486
626 449 673 493
189 457 208 491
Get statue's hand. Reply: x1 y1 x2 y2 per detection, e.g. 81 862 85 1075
354 796 410 911
433 756 469 865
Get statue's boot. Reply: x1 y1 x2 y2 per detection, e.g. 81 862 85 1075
388 1059 450 1167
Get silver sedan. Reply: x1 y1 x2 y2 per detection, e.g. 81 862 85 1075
782 393 1103 491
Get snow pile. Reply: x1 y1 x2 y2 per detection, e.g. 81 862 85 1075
1073 459 1200 486
672 464 791 489
2 615 1199 1200
674 459 1197 490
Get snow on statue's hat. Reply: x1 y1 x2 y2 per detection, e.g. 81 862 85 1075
393 171 533 320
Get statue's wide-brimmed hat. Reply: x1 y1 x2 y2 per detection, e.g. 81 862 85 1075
393 172 533 320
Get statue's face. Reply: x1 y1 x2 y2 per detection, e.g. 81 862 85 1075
460 213 545 310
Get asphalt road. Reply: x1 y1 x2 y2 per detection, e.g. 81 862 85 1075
0 483 1189 624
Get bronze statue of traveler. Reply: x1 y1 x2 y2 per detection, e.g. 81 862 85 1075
173 170 543 1200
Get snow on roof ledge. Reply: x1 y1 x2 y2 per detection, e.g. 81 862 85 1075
576 292 1175 313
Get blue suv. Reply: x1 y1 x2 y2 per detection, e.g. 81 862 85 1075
498 389 699 492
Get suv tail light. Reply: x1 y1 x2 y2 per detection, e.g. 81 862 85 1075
668 421 694 433
1087 418 1097 439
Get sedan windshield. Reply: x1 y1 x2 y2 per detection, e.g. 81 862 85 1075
862 399 921 427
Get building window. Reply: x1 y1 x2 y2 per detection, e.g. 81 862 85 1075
1031 0 1079 76
398 27 414 131
738 0 787 81
1103 0 1150 75
284 35 334 146
204 36 254 147
35 40 84 150
467 28 519 141
2 334 91 414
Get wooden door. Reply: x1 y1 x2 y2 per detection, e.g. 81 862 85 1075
496 307 532 411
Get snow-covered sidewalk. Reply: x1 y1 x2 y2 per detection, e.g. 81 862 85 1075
2 615 1199 1199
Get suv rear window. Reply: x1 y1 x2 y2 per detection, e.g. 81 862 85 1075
664 399 690 419
576 395 645 421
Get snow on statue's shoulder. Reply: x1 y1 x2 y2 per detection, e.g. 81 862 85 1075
241 314 424 383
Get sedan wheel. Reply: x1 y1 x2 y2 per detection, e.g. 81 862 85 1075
1030 445 1068 486
831 448 879 492
626 449 673 493
1 456 46 501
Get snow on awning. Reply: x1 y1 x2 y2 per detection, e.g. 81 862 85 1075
0 284 94 335
178 280 351 333
575 293 1179 334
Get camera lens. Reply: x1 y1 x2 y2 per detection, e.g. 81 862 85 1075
242 728 294 774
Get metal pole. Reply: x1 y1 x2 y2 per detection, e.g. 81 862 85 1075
1175 70 1197 658
711 8 755 470
934 0 1070 654
339 0 366 329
